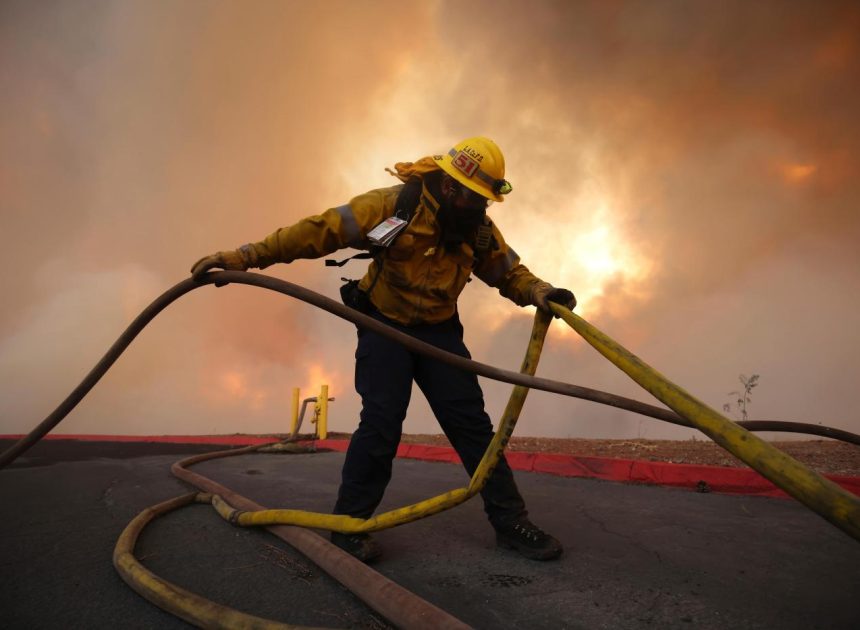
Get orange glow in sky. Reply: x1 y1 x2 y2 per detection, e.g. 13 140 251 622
218 370 268 410
1 1 858 440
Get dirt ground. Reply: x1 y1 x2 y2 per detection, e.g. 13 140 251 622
327 432 860 477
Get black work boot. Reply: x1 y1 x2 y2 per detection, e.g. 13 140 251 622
495 518 563 561
330 532 382 563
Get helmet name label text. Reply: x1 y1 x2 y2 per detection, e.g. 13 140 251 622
461 146 484 162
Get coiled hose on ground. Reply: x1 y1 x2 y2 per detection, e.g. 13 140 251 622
1 271 858 628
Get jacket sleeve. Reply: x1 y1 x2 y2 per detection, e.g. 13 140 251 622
473 219 544 306
243 188 395 268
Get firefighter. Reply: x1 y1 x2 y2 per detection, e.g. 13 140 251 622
191 137 576 562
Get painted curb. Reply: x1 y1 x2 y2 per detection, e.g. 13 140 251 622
4 434 857 499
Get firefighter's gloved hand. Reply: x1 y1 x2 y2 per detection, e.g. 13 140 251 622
531 282 576 315
547 288 576 309
190 249 249 280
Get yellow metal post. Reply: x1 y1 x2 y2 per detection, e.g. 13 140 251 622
288 388 300 436
318 385 329 440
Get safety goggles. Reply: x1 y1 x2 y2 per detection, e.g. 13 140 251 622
453 181 493 210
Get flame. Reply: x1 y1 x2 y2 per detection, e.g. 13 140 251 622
780 162 817 184
301 363 340 399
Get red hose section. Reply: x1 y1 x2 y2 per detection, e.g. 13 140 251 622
170 449 472 630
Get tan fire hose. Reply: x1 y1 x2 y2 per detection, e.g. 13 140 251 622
2 271 859 628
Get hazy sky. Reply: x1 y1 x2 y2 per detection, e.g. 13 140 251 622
1 0 858 441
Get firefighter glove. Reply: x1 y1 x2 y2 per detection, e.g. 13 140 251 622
190 245 258 280
531 282 576 314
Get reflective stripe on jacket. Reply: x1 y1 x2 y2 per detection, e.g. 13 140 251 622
245 182 543 325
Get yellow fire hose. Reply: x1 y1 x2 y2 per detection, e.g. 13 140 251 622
118 298 859 627
550 304 860 542
113 492 329 630
2 270 858 628
169 282 859 544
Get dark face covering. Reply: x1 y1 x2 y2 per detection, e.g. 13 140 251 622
428 173 488 249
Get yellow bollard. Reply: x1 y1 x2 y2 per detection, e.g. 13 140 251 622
289 388 300 436
318 385 329 440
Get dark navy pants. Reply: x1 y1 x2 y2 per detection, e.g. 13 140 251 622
333 309 527 529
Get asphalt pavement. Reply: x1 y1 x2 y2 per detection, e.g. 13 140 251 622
1 439 858 629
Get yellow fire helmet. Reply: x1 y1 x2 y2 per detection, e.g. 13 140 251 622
433 136 513 202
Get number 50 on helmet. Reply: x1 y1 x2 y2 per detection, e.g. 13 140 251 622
434 136 513 203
